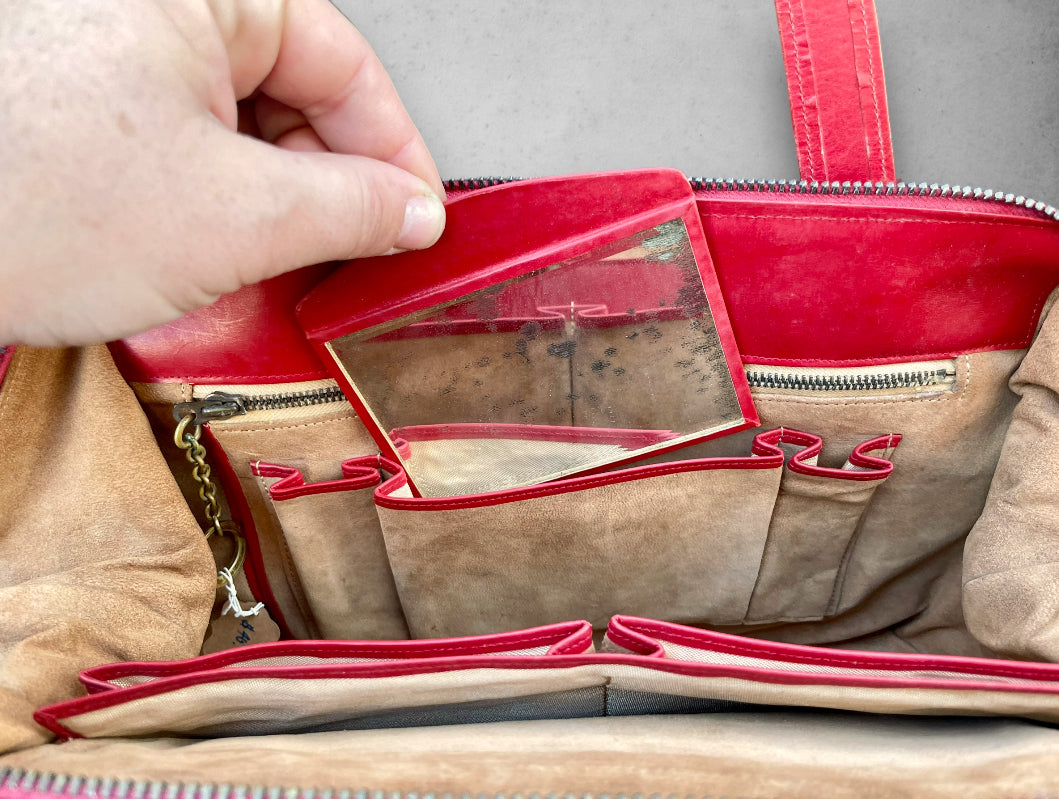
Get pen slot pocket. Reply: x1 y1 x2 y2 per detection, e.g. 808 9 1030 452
744 431 899 624
374 430 788 637
252 457 409 640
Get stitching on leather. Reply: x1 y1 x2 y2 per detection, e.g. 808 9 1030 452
756 393 955 408
216 414 361 435
549 626 594 655
141 372 328 383
706 213 1050 228
784 0 817 178
856 0 889 181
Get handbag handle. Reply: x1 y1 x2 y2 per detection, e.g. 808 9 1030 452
774 0 896 183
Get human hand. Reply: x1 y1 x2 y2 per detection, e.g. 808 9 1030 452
0 0 446 346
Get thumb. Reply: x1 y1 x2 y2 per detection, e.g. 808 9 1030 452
207 133 446 289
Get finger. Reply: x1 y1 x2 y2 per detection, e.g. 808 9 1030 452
189 132 446 295
254 94 328 152
258 0 445 198
254 95 308 143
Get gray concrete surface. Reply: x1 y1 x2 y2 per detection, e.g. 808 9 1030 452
342 1 1058 201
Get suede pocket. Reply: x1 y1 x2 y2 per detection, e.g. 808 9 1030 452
251 457 409 641
744 431 899 624
374 430 789 636
128 379 382 640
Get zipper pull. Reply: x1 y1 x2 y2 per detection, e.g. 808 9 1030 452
172 392 248 425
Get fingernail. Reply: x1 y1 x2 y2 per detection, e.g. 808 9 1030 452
395 194 445 250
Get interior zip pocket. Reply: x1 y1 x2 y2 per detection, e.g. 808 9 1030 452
744 360 957 397
172 360 958 425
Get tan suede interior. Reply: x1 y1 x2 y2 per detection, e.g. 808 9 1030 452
964 303 1059 662
128 347 1024 651
37 655 1059 741
200 405 378 639
4 714 1059 797
255 473 409 640
0 327 1056 790
0 348 215 753
379 463 783 635
745 463 891 623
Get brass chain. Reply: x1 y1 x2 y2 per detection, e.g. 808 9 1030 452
173 414 248 585
173 414 225 540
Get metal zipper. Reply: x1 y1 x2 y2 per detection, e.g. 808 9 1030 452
0 768 733 799
172 358 957 427
172 387 346 426
744 360 957 394
443 177 1059 222
444 177 520 191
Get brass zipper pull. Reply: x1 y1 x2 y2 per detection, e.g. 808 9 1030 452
171 392 247 426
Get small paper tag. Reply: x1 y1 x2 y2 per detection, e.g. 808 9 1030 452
201 568 280 654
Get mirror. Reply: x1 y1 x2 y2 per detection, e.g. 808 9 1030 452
326 218 750 497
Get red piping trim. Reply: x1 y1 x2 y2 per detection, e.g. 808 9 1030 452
79 620 594 688
391 423 678 448
252 461 381 502
609 616 1059 681
373 430 788 510
372 427 898 508
37 645 1059 740
780 430 898 481
128 370 331 384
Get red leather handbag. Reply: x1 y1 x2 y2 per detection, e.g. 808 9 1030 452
3 0 1059 794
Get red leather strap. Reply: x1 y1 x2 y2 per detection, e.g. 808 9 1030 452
774 0 896 183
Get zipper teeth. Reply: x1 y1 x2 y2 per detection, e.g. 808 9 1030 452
0 768 716 799
443 177 521 191
689 177 1059 220
240 386 346 412
745 366 954 392
442 177 1059 222
222 364 957 406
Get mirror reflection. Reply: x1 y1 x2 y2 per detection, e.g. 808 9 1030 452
327 219 746 496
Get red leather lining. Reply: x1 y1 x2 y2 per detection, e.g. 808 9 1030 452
111 192 1059 382
774 0 895 182
110 265 335 384
699 195 1059 365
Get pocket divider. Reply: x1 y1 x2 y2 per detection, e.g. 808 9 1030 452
251 456 409 641
745 432 900 624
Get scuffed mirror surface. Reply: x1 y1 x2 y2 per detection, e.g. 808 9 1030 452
327 219 745 496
